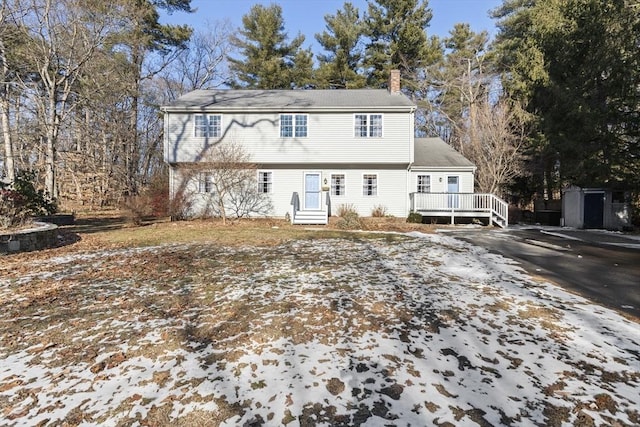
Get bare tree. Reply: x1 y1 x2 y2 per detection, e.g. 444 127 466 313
173 140 272 224
161 21 233 98
466 99 527 197
11 0 119 198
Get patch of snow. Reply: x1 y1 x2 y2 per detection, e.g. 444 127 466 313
0 235 637 426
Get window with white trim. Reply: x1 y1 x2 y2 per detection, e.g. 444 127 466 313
362 174 378 196
417 175 431 193
194 114 221 138
198 172 214 193
354 114 383 137
280 114 308 137
331 174 345 196
257 171 272 193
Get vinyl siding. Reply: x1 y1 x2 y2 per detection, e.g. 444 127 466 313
165 111 413 165
170 165 411 218
409 170 475 193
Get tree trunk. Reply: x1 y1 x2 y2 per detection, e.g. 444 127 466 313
0 26 14 183
44 88 58 199
0 93 13 183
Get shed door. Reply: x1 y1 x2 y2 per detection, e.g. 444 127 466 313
584 193 604 228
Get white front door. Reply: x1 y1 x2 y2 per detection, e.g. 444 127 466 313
304 172 321 210
447 176 459 208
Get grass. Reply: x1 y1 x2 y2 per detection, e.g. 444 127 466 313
1 213 638 426
58 214 432 249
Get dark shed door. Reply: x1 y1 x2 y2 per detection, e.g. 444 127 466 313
583 193 604 228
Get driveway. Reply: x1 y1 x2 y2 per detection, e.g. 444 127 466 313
446 226 640 318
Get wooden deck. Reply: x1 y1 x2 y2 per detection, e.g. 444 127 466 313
410 193 509 228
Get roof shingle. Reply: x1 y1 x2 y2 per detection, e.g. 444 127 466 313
414 137 475 168
163 89 416 111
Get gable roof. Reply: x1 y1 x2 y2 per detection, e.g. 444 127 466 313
162 89 416 112
413 137 475 169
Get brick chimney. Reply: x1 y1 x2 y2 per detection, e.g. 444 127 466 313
388 69 401 93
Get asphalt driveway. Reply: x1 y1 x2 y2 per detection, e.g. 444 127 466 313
446 226 640 319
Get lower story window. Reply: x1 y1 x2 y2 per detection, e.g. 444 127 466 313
331 174 345 196
258 171 272 193
417 175 431 193
363 174 377 196
199 172 214 193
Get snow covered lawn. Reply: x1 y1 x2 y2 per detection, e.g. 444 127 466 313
0 232 638 426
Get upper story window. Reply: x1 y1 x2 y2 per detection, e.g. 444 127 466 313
257 171 273 193
354 114 383 138
331 174 345 196
280 114 308 138
417 175 431 193
195 114 221 138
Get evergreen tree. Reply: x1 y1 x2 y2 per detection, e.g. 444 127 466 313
314 2 366 89
493 0 640 199
363 0 439 92
228 4 312 89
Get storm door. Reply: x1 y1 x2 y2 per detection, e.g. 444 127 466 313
304 172 321 210
447 176 460 209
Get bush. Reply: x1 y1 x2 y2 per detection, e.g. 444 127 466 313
146 171 170 218
336 203 357 217
121 195 152 226
407 212 423 223
168 187 195 221
0 171 57 229
371 204 388 217
0 189 29 229
336 211 362 230
8 171 57 216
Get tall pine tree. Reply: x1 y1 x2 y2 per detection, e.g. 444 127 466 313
493 0 640 198
314 2 366 89
228 4 312 89
363 0 439 93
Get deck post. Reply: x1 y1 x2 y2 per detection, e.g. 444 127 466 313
451 209 455 225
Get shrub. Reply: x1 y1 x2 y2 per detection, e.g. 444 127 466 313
0 171 57 229
168 187 195 221
407 212 423 223
121 195 152 226
371 204 388 217
0 189 29 229
336 211 362 230
336 203 357 217
146 171 170 218
6 171 57 216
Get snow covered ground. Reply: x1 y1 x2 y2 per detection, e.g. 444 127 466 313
0 232 638 426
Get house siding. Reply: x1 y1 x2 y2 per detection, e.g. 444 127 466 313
409 170 475 193
165 111 413 165
170 165 410 218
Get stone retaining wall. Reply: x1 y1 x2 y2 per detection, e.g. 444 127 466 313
0 222 59 254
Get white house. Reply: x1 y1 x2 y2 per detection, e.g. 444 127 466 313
162 71 508 227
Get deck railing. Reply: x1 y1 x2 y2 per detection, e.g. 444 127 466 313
410 192 508 227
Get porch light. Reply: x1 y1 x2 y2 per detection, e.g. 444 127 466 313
324 178 328 185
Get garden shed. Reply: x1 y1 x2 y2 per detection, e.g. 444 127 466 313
561 186 631 230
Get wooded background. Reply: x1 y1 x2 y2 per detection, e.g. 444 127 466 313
1 0 638 217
